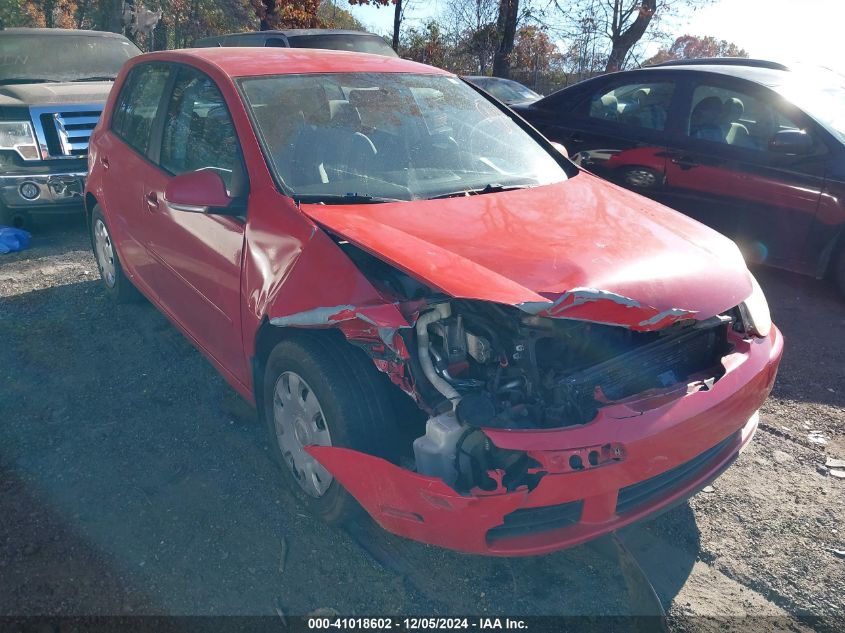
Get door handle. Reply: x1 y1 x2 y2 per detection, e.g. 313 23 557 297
569 133 585 144
145 192 159 210
101 156 110 170
670 155 699 169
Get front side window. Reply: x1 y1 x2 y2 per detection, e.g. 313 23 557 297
588 82 674 130
686 84 807 151
160 67 241 191
112 64 170 155
239 72 569 202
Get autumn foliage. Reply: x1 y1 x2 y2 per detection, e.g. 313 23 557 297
251 0 320 30
645 34 749 66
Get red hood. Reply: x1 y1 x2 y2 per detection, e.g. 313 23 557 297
300 172 753 329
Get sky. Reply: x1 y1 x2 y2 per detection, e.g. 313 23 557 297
345 0 845 74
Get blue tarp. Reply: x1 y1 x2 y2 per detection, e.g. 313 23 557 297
0 227 31 254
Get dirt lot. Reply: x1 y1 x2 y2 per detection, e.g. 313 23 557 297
1 217 843 630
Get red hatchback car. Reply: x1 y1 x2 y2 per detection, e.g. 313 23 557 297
85 48 783 556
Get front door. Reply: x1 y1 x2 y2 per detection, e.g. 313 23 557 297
142 65 249 383
663 79 827 272
538 77 679 196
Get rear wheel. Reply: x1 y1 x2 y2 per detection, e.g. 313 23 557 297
262 334 400 525
90 205 139 303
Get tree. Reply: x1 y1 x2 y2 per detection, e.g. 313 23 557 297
318 0 362 29
401 20 447 67
558 0 713 72
252 0 320 30
493 0 518 77
644 34 748 65
511 24 557 72
441 0 498 75
348 0 402 52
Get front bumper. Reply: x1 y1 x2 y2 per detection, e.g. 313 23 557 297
309 326 784 556
0 170 86 211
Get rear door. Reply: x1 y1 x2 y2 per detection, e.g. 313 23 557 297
663 76 826 271
142 65 249 382
103 62 172 290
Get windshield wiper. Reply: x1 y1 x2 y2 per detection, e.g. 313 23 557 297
293 193 406 205
0 78 61 85
70 76 117 82
427 183 533 200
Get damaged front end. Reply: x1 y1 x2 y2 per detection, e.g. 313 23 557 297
397 298 733 493
269 232 781 555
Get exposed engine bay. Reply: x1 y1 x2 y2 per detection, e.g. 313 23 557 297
337 239 736 493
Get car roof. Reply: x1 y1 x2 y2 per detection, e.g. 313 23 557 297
136 47 449 78
545 63 790 97
639 59 791 87
0 27 129 39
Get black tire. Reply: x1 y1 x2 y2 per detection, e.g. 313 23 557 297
620 166 660 190
90 205 139 303
262 334 400 525
0 204 29 229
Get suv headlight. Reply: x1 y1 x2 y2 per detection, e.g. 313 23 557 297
0 121 39 160
738 274 771 338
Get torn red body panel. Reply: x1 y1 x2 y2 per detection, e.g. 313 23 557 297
309 328 781 555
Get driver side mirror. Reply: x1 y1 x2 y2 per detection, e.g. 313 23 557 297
550 141 569 159
164 170 244 215
769 129 813 155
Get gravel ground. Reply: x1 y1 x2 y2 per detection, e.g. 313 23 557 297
0 217 843 630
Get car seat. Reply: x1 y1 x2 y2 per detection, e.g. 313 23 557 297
690 96 725 143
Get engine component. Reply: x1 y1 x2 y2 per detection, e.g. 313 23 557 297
416 303 461 408
411 300 732 430
466 331 492 364
412 411 465 486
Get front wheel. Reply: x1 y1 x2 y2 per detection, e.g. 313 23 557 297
620 166 661 189
262 334 400 524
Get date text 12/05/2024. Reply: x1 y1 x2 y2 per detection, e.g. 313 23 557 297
307 617 529 630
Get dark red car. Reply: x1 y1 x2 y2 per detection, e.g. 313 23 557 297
85 48 783 555
513 59 845 294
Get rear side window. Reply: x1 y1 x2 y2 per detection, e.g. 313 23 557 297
160 67 241 192
112 64 170 156
588 82 675 131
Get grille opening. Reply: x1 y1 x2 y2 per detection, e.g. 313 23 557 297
615 433 736 515
487 500 583 543
32 106 103 158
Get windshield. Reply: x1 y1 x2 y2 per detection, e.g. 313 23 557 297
287 34 398 57
776 79 845 143
481 78 541 103
239 73 568 202
0 33 140 84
